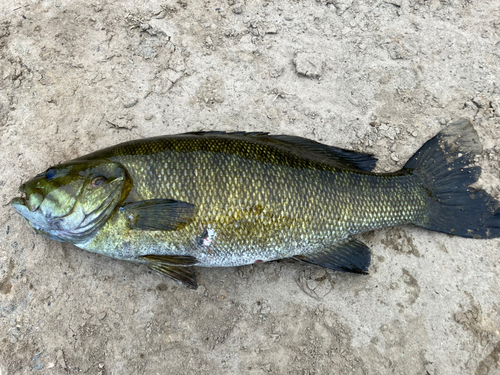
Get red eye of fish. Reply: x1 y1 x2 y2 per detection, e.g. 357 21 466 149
92 176 106 187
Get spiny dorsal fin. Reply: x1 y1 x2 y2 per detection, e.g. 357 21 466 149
262 134 377 172
294 239 371 274
120 199 196 231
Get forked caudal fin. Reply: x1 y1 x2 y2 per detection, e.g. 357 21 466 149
406 119 500 239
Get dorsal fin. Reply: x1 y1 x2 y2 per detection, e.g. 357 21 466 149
80 130 378 172
262 134 377 172
185 131 378 172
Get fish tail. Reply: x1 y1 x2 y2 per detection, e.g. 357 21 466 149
406 119 500 239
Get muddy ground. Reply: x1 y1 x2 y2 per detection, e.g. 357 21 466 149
1 0 500 374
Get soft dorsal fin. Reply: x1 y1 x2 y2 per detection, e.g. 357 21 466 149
268 134 377 172
185 131 378 172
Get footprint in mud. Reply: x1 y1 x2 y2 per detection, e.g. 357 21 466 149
297 268 334 300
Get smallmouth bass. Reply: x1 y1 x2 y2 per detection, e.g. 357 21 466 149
11 120 500 288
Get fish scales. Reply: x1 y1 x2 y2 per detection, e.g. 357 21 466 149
11 120 500 288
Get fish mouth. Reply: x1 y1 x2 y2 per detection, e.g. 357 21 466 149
11 196 45 234
16 184 44 212
10 197 34 227
10 196 27 210
11 193 43 214
10 197 26 206
11 195 40 216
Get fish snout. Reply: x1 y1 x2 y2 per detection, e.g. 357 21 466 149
10 196 27 210
19 183 44 212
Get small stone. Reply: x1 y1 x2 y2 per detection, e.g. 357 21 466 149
327 0 353 15
293 52 324 79
472 96 488 108
424 362 435 375
264 23 278 34
82 312 92 320
491 100 500 116
387 42 410 60
56 350 67 369
385 127 397 140
123 98 138 108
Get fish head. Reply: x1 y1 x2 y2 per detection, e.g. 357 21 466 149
11 160 132 243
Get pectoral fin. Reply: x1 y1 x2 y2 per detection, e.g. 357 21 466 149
294 239 371 274
121 199 196 231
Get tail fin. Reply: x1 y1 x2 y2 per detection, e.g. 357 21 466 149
406 119 500 239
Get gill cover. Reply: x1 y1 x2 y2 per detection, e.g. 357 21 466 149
11 160 132 243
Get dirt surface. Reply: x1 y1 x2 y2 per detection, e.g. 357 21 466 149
1 0 500 374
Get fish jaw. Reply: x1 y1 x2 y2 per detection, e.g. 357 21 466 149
11 196 42 228
11 196 69 240
11 196 58 239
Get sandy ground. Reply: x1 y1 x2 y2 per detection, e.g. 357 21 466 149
1 0 500 374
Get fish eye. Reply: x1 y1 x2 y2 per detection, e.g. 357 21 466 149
45 168 57 180
92 176 106 187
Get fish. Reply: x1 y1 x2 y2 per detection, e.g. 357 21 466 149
10 119 500 289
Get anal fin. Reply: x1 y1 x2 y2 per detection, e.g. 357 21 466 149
294 239 371 274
